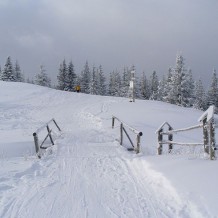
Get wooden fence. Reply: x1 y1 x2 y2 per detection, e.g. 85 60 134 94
112 116 143 153
156 106 217 160
33 118 61 158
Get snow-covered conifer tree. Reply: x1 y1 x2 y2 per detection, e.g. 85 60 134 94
149 71 159 100
180 69 195 107
80 61 91 93
139 72 150 99
207 69 218 109
193 79 206 110
1 56 15 81
14 60 24 82
157 75 167 101
90 66 98 95
165 54 187 106
65 61 77 92
35 65 51 87
120 67 130 97
163 68 173 103
98 65 107 96
108 71 121 97
57 59 67 90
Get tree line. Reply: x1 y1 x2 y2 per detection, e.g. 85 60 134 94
0 55 218 112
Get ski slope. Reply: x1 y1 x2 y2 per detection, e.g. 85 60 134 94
0 81 218 218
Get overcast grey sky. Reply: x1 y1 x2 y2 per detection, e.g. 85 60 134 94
0 0 218 86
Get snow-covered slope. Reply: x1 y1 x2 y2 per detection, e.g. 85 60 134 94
0 81 217 218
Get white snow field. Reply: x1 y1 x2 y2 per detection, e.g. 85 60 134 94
0 81 218 218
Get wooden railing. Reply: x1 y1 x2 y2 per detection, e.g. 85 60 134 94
112 116 143 154
33 118 61 158
156 106 217 160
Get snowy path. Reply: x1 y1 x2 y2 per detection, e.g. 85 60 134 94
1 104 200 218
0 83 210 218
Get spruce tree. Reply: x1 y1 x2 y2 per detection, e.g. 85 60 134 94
14 60 24 82
80 61 91 93
98 65 107 96
165 55 187 105
207 69 218 109
35 65 51 87
157 75 167 101
57 59 67 90
90 66 98 95
149 71 159 100
193 79 206 110
139 72 150 99
120 67 130 97
179 68 195 107
108 71 121 96
1 56 15 81
65 61 77 91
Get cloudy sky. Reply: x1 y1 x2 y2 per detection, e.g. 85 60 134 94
0 0 218 85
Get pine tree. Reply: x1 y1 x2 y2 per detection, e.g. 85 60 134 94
120 67 130 97
163 68 173 103
207 69 218 108
35 65 51 87
98 65 107 96
165 54 187 106
179 68 195 107
149 71 159 100
90 66 98 95
0 65 2 80
157 75 167 101
1 56 15 81
139 72 150 99
14 60 24 82
193 79 206 110
108 71 121 96
65 61 77 91
80 61 91 93
57 59 67 90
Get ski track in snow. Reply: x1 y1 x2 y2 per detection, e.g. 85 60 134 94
0 84 208 218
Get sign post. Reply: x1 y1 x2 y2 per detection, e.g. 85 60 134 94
129 70 135 102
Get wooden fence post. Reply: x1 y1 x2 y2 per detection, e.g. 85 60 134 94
33 132 41 159
168 126 173 153
203 118 209 154
136 133 142 154
52 119 61 131
47 125 54 145
112 117 115 129
120 123 123 145
209 119 216 160
157 128 163 155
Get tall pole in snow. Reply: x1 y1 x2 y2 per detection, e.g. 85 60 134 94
129 70 135 102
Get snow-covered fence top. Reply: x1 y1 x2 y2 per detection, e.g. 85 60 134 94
34 118 61 135
33 118 61 158
156 105 217 160
198 105 215 123
112 116 143 154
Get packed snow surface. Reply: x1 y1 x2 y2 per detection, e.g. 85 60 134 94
0 81 218 218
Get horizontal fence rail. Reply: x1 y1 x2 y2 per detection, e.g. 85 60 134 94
156 106 217 160
33 118 61 158
112 116 143 154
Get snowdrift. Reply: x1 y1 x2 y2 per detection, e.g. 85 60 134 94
1 81 218 218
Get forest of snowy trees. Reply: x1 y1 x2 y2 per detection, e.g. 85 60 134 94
1 55 218 112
